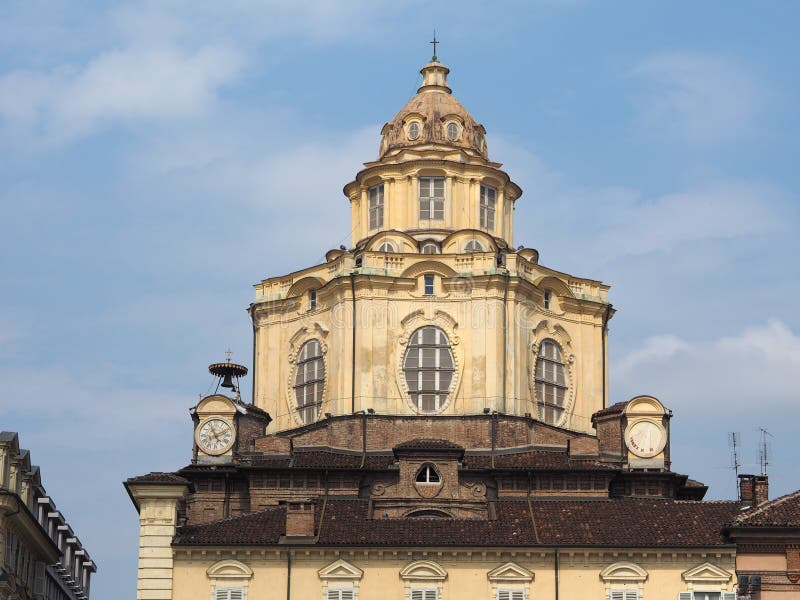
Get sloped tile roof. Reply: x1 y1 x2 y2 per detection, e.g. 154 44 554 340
463 450 616 471
732 490 800 527
126 472 191 485
173 497 739 548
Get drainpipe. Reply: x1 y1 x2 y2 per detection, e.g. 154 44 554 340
286 550 292 600
601 303 612 410
554 547 560 600
502 271 510 413
350 273 357 414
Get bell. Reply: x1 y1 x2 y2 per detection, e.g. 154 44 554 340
220 373 235 389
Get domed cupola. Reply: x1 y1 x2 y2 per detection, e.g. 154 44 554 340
379 59 489 161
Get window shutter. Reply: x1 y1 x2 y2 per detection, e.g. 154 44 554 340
610 592 625 600
678 594 692 600
340 591 355 600
624 592 639 600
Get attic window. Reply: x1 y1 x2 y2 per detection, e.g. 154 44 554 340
408 121 421 140
464 240 484 253
416 464 440 484
446 122 460 141
543 290 551 310
421 242 440 254
309 289 317 310
407 509 450 519
378 242 396 253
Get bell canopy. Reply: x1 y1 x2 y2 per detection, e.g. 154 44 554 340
378 59 489 161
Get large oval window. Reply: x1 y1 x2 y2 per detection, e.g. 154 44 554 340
534 339 567 425
403 326 455 412
294 339 325 423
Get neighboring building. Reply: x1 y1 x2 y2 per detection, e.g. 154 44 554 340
724 477 800 598
0 432 96 600
126 55 770 600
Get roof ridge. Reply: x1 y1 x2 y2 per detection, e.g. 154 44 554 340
734 488 800 523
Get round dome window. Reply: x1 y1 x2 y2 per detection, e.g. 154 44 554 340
446 122 460 141
408 122 421 140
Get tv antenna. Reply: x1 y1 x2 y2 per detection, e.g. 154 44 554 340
728 432 741 499
758 427 773 476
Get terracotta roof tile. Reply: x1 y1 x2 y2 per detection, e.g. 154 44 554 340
126 472 191 485
732 489 800 527
174 506 286 545
591 401 629 420
463 450 616 471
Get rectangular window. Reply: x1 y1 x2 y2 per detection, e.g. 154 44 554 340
410 590 438 600
610 591 639 600
326 590 355 600
419 177 445 221
480 184 496 230
424 274 435 295
497 590 526 600
215 588 245 600
309 289 317 310
368 184 384 230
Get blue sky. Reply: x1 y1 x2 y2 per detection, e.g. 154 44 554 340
1 1 799 596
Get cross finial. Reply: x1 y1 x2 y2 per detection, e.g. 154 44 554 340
430 31 439 62
225 348 232 362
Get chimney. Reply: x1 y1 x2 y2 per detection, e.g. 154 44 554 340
282 499 316 540
739 474 769 508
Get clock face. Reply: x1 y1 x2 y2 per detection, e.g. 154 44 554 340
196 418 234 455
626 420 666 458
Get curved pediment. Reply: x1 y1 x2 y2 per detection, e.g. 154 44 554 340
206 559 253 580
400 260 458 279
286 276 327 298
600 561 648 583
400 560 448 581
625 395 667 416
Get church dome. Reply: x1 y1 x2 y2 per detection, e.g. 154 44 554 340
379 60 489 160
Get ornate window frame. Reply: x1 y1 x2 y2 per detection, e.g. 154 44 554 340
487 562 534 599
207 560 252 599
396 310 462 415
600 562 647 600
528 320 576 428
680 562 733 594
318 559 363 600
286 324 330 426
400 560 447 600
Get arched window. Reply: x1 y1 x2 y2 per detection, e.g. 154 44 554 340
420 242 440 254
535 339 567 425
378 242 396 253
407 509 450 519
415 464 440 483
294 340 325 423
464 240 484 253
403 326 455 412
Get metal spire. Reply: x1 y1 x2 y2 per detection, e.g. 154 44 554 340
430 31 440 62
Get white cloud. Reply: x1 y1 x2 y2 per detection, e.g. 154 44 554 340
630 52 764 144
0 45 243 142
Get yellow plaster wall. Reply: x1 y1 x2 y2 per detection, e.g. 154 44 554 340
171 550 736 600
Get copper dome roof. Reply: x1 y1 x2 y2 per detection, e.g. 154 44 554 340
379 60 488 160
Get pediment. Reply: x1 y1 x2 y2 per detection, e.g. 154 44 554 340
196 395 236 416
682 562 732 584
600 562 648 583
400 560 448 581
487 562 534 583
206 559 253 580
318 559 364 581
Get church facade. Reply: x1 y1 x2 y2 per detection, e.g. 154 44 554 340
126 57 754 600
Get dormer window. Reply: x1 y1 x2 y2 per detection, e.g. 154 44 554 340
408 121 421 140
421 242 440 254
446 122 460 141
378 242 396 253
369 184 384 230
415 464 440 483
480 185 496 230
419 177 445 221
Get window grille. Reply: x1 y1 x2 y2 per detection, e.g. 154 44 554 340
446 122 459 141
214 589 245 600
408 121 421 140
424 274 435 296
497 590 526 600
480 185 496 230
369 184 384 230
419 177 445 220
294 339 325 423
403 326 455 412
535 339 567 425
464 240 484 253
410 590 439 600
